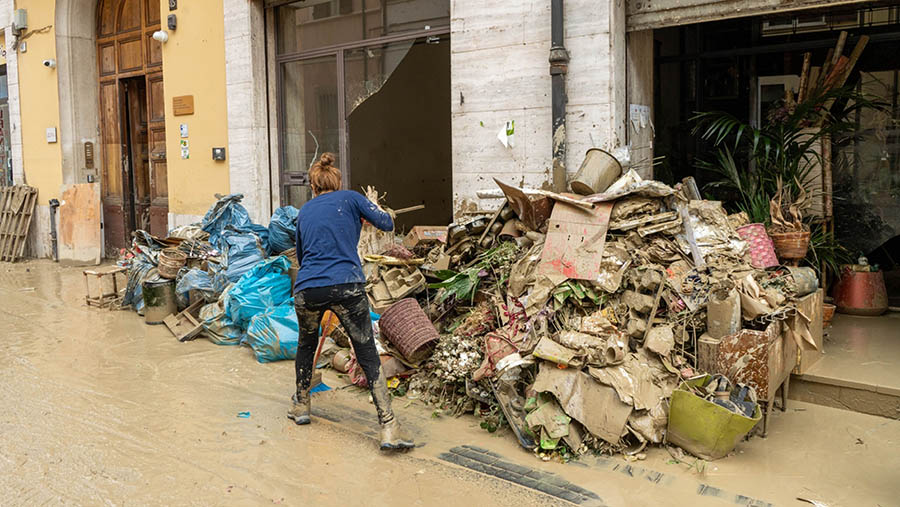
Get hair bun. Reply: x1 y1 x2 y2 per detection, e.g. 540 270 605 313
319 152 335 168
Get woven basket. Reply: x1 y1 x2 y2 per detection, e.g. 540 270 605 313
736 223 778 268
158 248 187 279
770 230 811 264
379 298 439 363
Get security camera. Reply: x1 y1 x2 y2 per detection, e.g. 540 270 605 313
42 59 56 68
152 31 169 43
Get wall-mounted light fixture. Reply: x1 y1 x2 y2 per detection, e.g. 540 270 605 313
152 30 169 43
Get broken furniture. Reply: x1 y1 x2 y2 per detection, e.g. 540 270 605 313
703 320 796 436
0 185 38 262
792 289 824 375
164 300 205 341
83 265 128 308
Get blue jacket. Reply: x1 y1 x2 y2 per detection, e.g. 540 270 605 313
293 190 393 293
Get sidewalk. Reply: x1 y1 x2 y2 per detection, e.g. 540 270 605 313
1 260 897 506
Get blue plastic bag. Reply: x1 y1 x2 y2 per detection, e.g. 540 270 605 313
268 206 299 255
199 289 243 346
245 301 299 362
201 194 252 249
222 230 267 283
176 268 215 306
225 256 292 331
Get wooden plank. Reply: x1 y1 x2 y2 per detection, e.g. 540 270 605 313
0 186 37 262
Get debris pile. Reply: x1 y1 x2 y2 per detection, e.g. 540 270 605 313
109 164 821 461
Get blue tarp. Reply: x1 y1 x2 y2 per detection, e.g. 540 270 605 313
201 194 252 250
176 268 216 307
222 229 267 283
268 206 299 255
225 256 292 332
245 301 298 362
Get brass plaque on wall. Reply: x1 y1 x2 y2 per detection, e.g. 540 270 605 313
173 95 194 116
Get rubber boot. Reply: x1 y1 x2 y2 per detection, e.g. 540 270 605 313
370 371 414 450
287 386 311 425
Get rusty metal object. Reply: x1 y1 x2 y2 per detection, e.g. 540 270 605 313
494 178 551 231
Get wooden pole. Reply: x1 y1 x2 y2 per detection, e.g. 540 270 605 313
797 52 812 104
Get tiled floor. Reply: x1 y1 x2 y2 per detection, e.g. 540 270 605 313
802 312 900 396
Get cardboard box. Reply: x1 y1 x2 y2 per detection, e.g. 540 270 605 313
792 288 824 374
402 226 447 248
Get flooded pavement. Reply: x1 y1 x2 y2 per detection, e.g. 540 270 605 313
2 260 899 506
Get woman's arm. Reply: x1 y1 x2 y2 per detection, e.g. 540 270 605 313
294 218 303 269
356 193 394 232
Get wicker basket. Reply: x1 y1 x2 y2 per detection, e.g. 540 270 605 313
158 248 187 279
379 298 439 363
769 230 811 265
736 223 778 268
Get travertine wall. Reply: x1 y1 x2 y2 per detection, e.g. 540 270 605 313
450 0 628 212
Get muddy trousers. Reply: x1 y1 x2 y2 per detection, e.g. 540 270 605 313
293 283 394 424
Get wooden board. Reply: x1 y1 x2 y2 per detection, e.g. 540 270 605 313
538 198 614 281
59 183 103 266
0 185 38 262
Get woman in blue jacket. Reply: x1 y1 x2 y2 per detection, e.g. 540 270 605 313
289 152 413 450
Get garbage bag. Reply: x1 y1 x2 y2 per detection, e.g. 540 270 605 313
222 229 267 283
199 287 242 346
201 194 251 249
225 256 292 331
176 268 216 307
123 254 157 313
245 301 299 362
208 260 230 296
268 206 299 255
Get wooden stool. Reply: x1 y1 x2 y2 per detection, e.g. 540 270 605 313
84 266 127 308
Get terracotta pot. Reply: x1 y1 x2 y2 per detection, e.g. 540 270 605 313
769 230 811 264
833 268 888 316
822 303 836 327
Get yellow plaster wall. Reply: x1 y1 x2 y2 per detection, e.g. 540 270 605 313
160 0 230 216
14 0 63 201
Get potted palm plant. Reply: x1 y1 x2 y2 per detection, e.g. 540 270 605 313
692 84 877 267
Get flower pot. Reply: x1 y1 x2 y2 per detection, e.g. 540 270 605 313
822 303 836 327
769 230 810 265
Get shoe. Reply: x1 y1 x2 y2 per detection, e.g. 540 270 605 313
380 418 415 450
287 390 311 425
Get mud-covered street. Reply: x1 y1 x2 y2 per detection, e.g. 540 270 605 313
2 261 899 506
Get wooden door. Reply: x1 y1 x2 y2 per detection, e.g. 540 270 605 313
97 0 166 255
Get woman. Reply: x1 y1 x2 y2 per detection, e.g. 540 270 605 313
289 153 414 451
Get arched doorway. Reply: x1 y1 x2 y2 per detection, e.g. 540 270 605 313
96 0 167 254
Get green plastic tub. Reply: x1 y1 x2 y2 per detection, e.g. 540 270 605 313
666 376 761 460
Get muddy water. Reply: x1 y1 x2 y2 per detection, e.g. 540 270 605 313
3 261 900 507
0 262 555 506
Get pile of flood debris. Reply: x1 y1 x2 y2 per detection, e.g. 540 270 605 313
114 168 822 461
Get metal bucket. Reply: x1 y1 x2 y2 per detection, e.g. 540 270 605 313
786 266 818 298
570 148 623 195
142 277 177 325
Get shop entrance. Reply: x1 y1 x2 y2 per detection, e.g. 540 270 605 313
96 0 168 255
273 0 451 229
